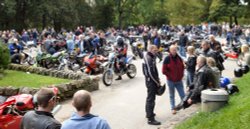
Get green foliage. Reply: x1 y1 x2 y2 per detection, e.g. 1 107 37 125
167 0 209 25
0 41 10 70
176 73 250 129
0 70 70 88
0 0 250 30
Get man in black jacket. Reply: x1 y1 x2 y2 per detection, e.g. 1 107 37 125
21 88 61 129
143 45 161 125
174 56 214 110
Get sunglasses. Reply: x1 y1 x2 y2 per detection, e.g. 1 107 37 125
49 95 60 102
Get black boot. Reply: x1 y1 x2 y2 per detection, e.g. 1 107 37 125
115 76 122 81
174 101 184 111
148 117 161 125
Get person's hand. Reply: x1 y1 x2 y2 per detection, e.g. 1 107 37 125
14 49 18 53
186 87 190 92
187 99 192 105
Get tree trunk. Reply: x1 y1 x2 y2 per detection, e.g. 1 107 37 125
42 13 46 29
118 11 122 29
229 16 233 28
234 16 238 25
15 0 27 32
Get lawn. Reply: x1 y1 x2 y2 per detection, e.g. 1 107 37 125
0 70 71 88
175 73 250 129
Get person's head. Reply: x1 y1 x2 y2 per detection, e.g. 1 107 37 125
13 38 18 44
72 90 92 113
201 40 210 51
36 88 57 111
207 57 216 67
148 45 158 55
209 35 215 42
117 37 124 47
169 45 178 56
79 34 85 41
241 44 249 53
187 46 195 55
196 56 207 68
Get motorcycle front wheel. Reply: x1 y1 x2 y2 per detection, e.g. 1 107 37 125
127 64 137 78
102 69 113 86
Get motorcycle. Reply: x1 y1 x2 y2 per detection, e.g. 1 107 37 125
36 50 67 69
82 54 108 75
223 43 241 60
98 43 113 57
102 52 137 86
57 52 82 72
130 36 144 59
22 41 40 65
0 88 60 129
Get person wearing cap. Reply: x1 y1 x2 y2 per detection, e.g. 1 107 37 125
20 88 61 129
61 90 111 129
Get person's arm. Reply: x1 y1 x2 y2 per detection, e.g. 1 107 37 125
162 56 170 75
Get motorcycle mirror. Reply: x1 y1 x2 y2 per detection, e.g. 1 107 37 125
16 101 25 106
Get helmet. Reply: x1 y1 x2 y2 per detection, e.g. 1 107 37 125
220 77 231 88
156 84 166 96
241 65 249 74
226 84 239 95
117 37 124 47
234 67 243 78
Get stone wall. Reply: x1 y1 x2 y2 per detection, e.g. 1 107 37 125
0 64 99 100
8 64 86 80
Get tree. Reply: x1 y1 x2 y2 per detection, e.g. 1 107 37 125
94 0 115 29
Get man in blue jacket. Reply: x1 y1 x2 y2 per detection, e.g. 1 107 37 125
61 90 111 129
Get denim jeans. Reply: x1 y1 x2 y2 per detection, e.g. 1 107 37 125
167 80 185 110
186 71 195 86
179 46 186 58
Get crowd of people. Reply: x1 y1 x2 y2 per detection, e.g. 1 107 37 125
1 22 250 128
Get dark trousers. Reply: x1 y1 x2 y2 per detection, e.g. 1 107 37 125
145 78 157 119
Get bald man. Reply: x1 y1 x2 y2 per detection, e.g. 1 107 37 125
162 45 185 114
61 90 110 129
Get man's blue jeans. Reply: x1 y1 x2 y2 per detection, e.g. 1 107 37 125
179 46 186 58
167 80 185 110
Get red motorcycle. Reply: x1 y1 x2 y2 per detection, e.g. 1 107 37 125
82 54 108 75
0 87 59 129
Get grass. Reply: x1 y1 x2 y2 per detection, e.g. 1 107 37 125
0 70 71 88
175 73 250 129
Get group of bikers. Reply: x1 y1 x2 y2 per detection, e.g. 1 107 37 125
142 23 250 125
1 23 250 127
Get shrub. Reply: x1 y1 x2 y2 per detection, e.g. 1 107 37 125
0 41 10 79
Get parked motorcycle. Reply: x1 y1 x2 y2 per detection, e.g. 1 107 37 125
57 52 82 72
130 36 144 59
82 54 108 75
102 52 137 86
36 50 67 69
0 87 60 129
22 41 40 65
